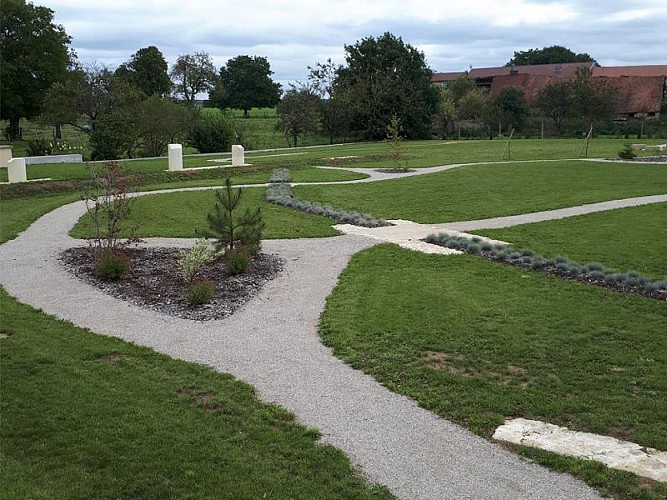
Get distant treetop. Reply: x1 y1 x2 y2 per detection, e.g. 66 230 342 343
507 45 596 66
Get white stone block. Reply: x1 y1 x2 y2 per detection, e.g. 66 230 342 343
232 145 245 167
0 145 12 168
25 154 82 165
493 418 667 482
8 158 27 183
168 144 183 171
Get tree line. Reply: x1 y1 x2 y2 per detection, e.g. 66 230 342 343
3 0 664 159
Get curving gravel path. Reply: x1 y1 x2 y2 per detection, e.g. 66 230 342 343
7 160 664 499
1 200 605 500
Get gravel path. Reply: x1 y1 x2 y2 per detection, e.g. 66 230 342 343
8 161 659 499
0 197 603 499
333 194 667 249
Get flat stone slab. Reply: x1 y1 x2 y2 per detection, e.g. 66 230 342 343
25 154 82 165
493 418 667 482
333 219 508 255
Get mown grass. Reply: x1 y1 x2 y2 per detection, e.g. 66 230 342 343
295 160 667 223
319 244 667 499
142 166 367 191
0 149 359 183
69 187 339 240
4 138 664 183
0 166 361 256
476 203 667 280
0 288 392 499
0 193 81 244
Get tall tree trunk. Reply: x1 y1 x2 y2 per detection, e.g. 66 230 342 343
54 122 62 140
9 117 21 140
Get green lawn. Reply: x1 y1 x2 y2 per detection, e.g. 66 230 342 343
476 203 667 280
0 167 364 244
4 138 665 183
140 165 367 192
69 187 339 240
319 244 667 498
0 193 81 244
0 289 391 499
295 160 667 222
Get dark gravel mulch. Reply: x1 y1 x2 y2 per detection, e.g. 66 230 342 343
59 247 284 321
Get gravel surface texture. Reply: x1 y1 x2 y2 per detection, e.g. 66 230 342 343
0 196 602 499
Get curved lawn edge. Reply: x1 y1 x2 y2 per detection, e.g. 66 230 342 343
319 244 667 499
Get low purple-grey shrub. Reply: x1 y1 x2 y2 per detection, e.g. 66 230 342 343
265 181 390 228
424 232 666 296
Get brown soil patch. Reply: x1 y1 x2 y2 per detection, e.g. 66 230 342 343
177 387 224 412
422 351 534 388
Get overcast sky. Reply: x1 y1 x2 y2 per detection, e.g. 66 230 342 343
43 0 667 86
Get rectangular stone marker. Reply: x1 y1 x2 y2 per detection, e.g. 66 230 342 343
7 158 27 183
168 144 183 171
232 144 244 167
0 145 12 168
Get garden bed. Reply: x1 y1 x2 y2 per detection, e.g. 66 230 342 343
60 247 284 321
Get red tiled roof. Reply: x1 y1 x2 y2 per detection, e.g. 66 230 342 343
432 72 467 83
489 74 561 102
593 65 667 78
469 62 593 79
602 76 666 114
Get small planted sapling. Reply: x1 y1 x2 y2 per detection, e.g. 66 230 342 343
84 161 143 280
198 178 265 275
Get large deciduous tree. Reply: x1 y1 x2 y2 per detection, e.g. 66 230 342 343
535 80 573 135
308 59 352 143
211 55 281 117
170 52 217 104
0 0 72 139
115 46 171 97
41 64 141 132
507 45 595 66
335 32 438 140
276 87 320 147
490 87 529 133
569 68 616 129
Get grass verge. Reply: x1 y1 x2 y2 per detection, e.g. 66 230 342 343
319 244 667 499
69 187 339 240
0 193 81 244
475 203 667 280
0 288 392 499
295 160 667 222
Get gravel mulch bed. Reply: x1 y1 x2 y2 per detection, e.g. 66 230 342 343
59 247 284 321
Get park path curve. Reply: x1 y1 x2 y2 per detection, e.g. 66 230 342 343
7 159 664 499
0 197 603 500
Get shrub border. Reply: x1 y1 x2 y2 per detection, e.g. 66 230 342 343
425 233 667 300
265 170 390 228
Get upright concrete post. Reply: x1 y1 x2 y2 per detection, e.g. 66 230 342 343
8 158 27 183
232 145 244 167
168 144 183 171
0 145 12 168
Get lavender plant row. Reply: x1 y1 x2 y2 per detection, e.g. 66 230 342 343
425 233 667 298
265 180 390 228
269 168 291 183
